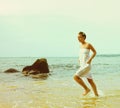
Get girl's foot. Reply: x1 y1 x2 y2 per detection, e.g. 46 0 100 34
95 93 99 96
83 88 90 96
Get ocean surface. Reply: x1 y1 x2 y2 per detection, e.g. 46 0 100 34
0 55 120 108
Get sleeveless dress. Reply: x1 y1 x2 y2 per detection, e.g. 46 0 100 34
75 48 92 79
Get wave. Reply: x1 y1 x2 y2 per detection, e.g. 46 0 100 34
97 54 120 57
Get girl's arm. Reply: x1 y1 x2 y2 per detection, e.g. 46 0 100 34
87 43 96 64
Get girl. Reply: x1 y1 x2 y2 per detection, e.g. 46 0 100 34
73 32 99 96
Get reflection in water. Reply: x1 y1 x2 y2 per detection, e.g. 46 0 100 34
81 96 98 108
29 73 50 80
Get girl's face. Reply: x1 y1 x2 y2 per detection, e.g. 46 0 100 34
78 34 85 43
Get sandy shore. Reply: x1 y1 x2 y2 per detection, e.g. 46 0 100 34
0 80 120 108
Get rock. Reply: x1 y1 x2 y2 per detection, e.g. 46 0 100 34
4 68 19 73
22 58 49 75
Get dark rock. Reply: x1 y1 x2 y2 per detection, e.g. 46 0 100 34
22 58 49 75
4 68 19 73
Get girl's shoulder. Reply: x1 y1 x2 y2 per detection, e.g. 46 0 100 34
85 42 91 48
80 42 91 49
86 42 96 51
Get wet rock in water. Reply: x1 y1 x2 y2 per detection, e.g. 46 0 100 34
22 58 49 76
4 68 19 73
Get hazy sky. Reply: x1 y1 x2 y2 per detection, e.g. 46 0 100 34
0 0 120 57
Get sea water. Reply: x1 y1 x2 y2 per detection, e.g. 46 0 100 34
0 55 120 108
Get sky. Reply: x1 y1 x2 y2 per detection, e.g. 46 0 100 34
0 0 120 57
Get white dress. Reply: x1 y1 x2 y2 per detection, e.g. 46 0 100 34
75 48 92 79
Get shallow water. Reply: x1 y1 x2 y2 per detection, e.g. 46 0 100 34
0 56 120 108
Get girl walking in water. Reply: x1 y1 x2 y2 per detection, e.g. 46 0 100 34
73 32 99 96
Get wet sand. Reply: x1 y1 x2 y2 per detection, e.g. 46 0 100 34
0 76 120 108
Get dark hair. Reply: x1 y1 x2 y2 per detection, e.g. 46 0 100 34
78 32 86 39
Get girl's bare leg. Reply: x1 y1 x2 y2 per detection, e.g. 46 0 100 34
74 75 90 96
87 78 99 96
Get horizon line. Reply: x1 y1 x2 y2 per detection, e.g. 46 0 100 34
0 54 120 58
